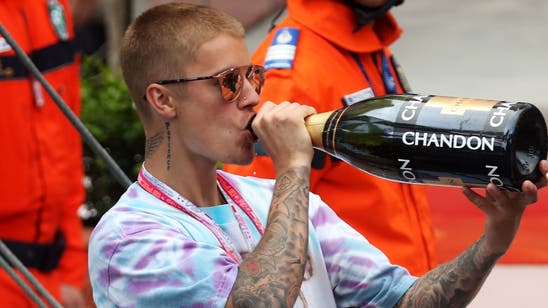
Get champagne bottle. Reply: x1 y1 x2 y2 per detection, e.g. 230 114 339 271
304 94 547 191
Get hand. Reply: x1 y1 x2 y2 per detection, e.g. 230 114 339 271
252 101 317 173
461 160 548 255
60 284 85 308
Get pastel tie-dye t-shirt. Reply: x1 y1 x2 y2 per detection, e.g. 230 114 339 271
88 170 416 307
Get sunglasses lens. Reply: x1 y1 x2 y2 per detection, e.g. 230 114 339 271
247 66 265 94
218 65 265 102
220 68 242 101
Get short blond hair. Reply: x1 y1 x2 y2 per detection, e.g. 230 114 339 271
120 2 245 121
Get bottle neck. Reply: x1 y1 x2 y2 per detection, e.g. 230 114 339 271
305 110 335 148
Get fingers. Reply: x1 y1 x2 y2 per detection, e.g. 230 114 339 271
512 159 547 206
462 181 536 216
485 183 504 199
462 186 489 212
536 160 548 188
253 101 317 172
520 180 539 205
462 184 505 215
253 101 315 144
254 101 316 129
540 159 548 174
460 162 546 256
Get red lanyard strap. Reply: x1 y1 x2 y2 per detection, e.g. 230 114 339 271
137 167 264 262
217 173 264 234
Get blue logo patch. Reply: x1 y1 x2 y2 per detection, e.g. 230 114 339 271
342 88 374 106
264 27 300 70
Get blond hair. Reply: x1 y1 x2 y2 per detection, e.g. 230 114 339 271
120 2 245 121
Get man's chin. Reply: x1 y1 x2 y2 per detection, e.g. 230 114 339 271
224 152 255 166
239 155 255 166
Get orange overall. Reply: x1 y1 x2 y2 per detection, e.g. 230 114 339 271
0 0 86 305
224 0 436 275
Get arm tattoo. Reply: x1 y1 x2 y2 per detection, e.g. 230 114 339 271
395 235 502 308
227 167 310 308
144 131 163 159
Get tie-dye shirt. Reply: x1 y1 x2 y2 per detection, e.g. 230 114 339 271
88 169 416 307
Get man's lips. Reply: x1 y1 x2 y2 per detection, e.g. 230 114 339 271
246 115 258 141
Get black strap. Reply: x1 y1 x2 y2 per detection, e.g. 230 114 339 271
0 40 75 80
0 231 66 272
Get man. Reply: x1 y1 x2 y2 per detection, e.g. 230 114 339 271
223 0 436 275
88 3 547 307
0 0 86 307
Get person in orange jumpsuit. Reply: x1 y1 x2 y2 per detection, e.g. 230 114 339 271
0 0 87 306
224 0 436 275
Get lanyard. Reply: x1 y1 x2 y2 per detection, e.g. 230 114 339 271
351 51 398 95
217 173 265 251
137 166 264 263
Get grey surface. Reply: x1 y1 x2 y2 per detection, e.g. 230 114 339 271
392 0 548 117
467 265 547 307
384 3 548 306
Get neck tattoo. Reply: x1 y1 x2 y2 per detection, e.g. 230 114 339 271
145 131 163 159
165 121 172 171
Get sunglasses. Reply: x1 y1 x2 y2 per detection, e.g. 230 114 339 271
153 64 265 102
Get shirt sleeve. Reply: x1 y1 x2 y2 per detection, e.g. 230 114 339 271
89 210 239 307
309 193 417 307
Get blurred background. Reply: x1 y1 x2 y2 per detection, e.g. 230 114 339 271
69 0 548 307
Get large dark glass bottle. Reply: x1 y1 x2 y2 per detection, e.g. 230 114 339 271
305 94 547 191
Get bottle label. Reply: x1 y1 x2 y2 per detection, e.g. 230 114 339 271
396 97 424 124
426 96 497 115
393 96 513 189
482 101 521 188
320 94 541 191
484 101 513 130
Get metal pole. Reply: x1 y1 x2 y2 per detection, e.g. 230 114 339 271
0 20 134 308
0 242 61 308
0 22 132 189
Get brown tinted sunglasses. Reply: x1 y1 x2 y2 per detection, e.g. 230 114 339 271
152 64 265 102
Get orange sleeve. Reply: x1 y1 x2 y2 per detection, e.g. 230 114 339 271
53 0 87 288
54 73 87 291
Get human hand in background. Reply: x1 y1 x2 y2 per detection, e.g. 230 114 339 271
60 284 85 308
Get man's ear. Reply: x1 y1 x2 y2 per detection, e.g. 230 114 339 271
145 84 177 119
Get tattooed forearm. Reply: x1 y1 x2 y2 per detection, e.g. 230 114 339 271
395 235 502 308
144 131 163 159
227 166 311 308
